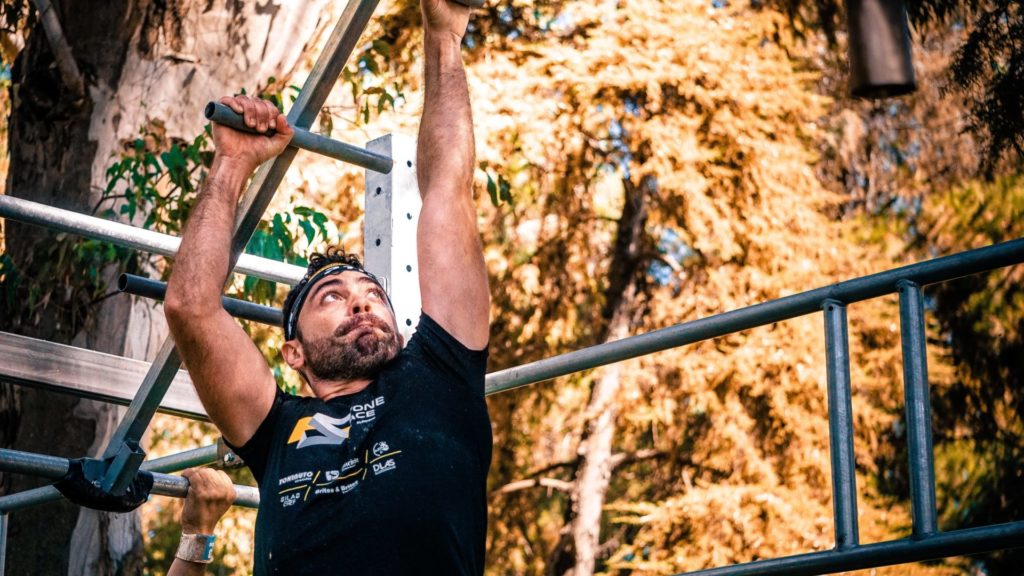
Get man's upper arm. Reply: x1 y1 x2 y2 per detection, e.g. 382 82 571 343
417 189 489 350
166 307 277 446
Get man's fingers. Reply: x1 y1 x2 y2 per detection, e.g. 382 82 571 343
219 96 244 115
255 100 273 133
237 97 256 128
274 113 292 136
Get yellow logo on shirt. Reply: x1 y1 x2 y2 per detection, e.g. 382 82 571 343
287 413 351 449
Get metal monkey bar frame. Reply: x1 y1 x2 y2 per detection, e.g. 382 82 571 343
0 0 1022 573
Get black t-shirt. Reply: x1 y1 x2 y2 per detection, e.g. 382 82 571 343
228 314 492 575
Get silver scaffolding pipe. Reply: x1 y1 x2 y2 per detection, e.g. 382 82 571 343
484 237 1024 396
0 195 305 286
0 487 62 514
140 444 221 474
0 449 258 508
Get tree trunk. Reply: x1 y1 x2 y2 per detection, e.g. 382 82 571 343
1 1 327 573
548 175 651 576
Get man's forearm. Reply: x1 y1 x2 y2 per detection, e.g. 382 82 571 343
417 31 474 199
166 157 249 315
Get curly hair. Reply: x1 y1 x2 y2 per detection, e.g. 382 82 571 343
281 246 367 338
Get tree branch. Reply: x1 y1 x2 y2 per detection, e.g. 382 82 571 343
494 477 574 496
607 448 667 469
31 0 86 103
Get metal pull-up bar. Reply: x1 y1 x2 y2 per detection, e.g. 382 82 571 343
204 102 393 173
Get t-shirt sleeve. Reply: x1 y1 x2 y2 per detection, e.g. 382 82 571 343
406 313 489 396
223 388 287 485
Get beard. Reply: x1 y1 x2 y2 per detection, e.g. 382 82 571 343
300 312 401 381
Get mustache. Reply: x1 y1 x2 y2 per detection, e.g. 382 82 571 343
334 312 393 338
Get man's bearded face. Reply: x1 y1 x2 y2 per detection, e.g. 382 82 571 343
299 311 401 381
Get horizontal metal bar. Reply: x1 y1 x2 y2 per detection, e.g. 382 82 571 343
205 102 393 174
0 195 304 285
0 331 206 420
150 472 259 509
675 521 1024 576
140 445 220 474
0 449 68 479
0 486 61 514
118 274 283 327
484 238 1024 395
0 449 258 509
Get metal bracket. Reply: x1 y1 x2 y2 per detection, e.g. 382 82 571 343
364 133 422 345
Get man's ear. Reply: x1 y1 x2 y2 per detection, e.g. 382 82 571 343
281 339 305 372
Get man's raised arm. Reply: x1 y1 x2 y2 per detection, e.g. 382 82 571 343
164 96 292 446
416 0 490 350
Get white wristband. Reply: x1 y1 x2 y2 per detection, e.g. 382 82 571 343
176 533 216 564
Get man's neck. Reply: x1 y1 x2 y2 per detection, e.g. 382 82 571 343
313 378 373 401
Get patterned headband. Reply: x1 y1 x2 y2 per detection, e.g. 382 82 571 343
284 263 392 341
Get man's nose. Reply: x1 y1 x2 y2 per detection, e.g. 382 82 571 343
350 295 371 315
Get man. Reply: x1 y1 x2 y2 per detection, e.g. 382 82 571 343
164 0 491 573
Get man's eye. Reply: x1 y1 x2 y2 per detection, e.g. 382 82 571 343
324 292 341 303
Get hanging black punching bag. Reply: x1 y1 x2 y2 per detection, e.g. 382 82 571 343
847 0 917 98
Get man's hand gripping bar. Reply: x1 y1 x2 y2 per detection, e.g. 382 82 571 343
204 102 393 174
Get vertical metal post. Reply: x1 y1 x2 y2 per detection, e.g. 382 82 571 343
898 280 938 536
0 512 7 576
823 299 860 549
364 134 422 345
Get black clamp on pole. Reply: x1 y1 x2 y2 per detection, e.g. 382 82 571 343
55 457 154 513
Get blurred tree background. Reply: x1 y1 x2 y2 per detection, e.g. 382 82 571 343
1 0 1021 575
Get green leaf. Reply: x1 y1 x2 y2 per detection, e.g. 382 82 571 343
487 173 499 207
372 39 390 56
499 175 513 205
300 220 316 244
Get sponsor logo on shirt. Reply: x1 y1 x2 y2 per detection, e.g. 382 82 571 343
368 441 402 476
287 412 351 449
278 471 314 486
352 396 385 423
372 459 397 475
